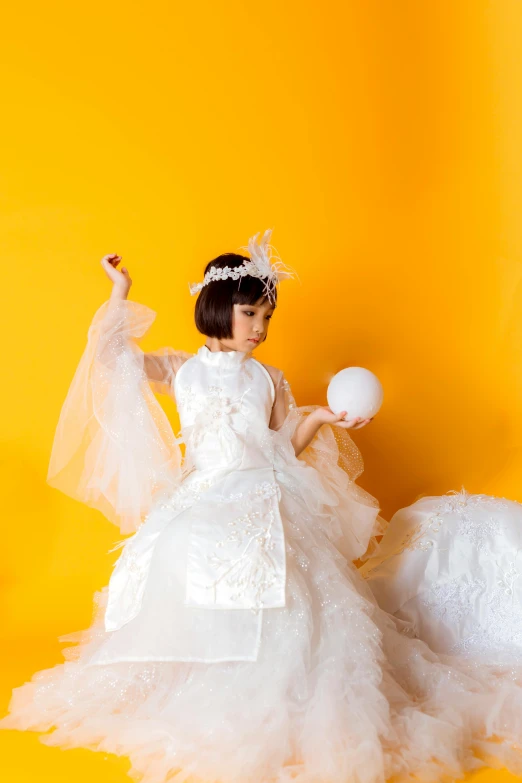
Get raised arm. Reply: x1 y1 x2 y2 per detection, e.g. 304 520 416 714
46 254 187 534
100 254 190 394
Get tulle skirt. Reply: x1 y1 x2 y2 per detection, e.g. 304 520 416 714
2 482 522 783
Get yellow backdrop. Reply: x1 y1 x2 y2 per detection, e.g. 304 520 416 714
1 1 522 781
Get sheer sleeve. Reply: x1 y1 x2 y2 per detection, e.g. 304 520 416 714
267 367 386 563
47 298 191 534
268 369 299 432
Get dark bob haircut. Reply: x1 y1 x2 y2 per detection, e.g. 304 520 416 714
194 253 277 340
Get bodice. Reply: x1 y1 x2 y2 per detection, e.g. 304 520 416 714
173 345 276 472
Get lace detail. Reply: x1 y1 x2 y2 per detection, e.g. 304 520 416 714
282 378 296 409
185 387 251 463
205 507 278 613
434 489 508 550
203 481 283 614
420 557 522 658
421 578 486 625
175 383 199 414
497 560 520 596
192 387 250 426
159 476 216 512
188 228 297 301
399 514 445 553
457 513 504 549
188 259 271 295
388 489 511 556
434 489 510 516
217 481 279 504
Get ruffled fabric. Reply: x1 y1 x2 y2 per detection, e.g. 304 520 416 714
2 518 522 783
269 380 386 565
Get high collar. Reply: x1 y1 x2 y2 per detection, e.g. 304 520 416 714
196 344 253 368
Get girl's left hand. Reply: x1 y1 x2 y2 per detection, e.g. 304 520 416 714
312 406 373 430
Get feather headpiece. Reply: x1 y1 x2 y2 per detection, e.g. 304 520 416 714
188 228 297 302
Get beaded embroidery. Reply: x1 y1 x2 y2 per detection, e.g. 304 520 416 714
202 481 283 614
205 503 279 614
217 481 279 505
175 383 199 414
159 477 215 512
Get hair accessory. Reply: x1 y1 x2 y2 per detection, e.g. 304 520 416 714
188 228 297 301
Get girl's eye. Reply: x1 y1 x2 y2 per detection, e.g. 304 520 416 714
242 310 272 319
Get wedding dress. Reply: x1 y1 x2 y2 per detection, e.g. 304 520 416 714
1 298 522 783
360 490 522 664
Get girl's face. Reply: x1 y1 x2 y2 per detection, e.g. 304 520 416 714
227 297 275 351
227 296 276 352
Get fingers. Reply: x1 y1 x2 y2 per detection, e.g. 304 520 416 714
100 254 132 290
337 416 374 430
339 417 359 428
102 253 122 268
325 409 346 423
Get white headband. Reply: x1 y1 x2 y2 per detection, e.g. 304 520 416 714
188 228 297 302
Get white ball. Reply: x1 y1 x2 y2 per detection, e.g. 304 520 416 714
327 367 384 420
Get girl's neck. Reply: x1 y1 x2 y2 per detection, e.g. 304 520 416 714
204 337 236 353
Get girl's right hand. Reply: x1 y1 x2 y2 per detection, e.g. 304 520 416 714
101 254 132 294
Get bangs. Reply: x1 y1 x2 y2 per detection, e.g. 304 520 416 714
194 253 277 340
231 275 277 307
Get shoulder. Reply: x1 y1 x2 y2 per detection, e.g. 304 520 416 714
170 349 195 373
172 349 195 362
251 359 284 387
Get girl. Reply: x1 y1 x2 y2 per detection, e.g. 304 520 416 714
2 229 522 783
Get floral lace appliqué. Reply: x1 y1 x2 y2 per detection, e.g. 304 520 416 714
420 559 522 658
218 481 280 505
434 489 507 550
159 476 215 512
203 481 283 614
388 489 510 557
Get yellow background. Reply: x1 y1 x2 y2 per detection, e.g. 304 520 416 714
1 1 522 780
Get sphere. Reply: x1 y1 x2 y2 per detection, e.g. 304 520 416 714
327 367 384 420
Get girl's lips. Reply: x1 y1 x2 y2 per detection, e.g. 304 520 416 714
248 338 259 343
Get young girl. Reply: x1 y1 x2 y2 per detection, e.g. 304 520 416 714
2 229 522 783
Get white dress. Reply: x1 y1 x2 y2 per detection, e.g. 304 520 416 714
360 489 522 664
2 298 522 783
